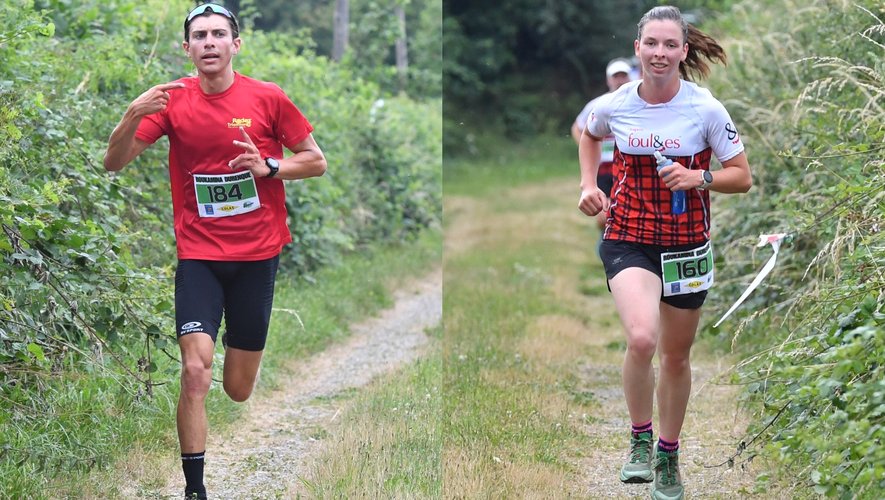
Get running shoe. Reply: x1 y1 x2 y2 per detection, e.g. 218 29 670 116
651 449 684 500
619 431 654 483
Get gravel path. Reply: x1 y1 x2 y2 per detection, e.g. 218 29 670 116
576 357 760 499
151 270 441 499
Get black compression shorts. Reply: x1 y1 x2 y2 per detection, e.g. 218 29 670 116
174 256 280 351
598 239 708 310
597 173 614 199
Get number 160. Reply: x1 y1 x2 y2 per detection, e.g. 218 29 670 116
677 258 710 279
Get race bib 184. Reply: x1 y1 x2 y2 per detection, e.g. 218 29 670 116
193 171 261 218
661 241 714 297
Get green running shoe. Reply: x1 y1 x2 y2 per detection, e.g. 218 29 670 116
651 449 684 500
619 431 654 483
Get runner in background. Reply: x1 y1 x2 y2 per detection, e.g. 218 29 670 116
578 5 751 499
571 58 634 230
103 3 327 498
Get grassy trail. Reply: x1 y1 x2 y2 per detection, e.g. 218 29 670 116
443 139 781 498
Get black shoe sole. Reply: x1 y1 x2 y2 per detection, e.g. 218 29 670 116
620 476 653 484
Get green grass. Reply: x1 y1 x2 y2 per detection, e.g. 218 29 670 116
441 135 600 496
297 134 591 497
444 134 576 197
442 249 588 440
0 230 440 498
302 338 443 497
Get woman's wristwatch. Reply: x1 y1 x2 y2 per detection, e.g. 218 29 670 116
698 170 713 190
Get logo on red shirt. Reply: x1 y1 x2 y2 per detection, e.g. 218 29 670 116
227 117 252 128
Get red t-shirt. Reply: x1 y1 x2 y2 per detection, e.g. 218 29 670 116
135 72 313 261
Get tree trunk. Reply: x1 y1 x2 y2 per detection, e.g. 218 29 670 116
395 5 408 92
332 0 349 61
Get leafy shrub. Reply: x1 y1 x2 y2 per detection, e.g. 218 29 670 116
704 0 884 496
238 30 442 272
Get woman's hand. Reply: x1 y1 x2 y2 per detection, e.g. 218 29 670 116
657 162 702 191
579 187 610 217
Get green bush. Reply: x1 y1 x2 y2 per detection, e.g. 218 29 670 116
238 30 442 272
704 0 884 496
1 0 174 371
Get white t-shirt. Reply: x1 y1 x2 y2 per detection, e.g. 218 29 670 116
576 94 616 163
586 79 743 161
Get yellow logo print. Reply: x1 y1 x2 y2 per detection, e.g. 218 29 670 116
227 118 252 128
687 280 703 288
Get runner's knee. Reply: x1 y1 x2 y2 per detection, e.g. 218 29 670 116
223 380 254 403
181 359 212 399
625 332 657 361
221 348 262 402
658 351 691 373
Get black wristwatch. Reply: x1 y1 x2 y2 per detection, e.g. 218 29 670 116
699 170 713 190
264 157 280 178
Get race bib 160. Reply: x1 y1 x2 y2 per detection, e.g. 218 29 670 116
661 241 714 297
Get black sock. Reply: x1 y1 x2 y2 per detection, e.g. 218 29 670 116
181 451 206 496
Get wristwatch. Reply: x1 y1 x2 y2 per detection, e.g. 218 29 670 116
698 170 713 190
264 157 280 178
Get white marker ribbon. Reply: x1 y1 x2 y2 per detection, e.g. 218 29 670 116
714 233 788 328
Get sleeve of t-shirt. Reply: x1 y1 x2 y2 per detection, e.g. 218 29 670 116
584 94 612 139
272 85 314 149
134 111 168 145
574 100 595 129
704 99 744 162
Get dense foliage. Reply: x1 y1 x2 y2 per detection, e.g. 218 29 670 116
443 0 662 152
440 0 755 153
0 0 439 492
704 1 884 496
230 0 442 97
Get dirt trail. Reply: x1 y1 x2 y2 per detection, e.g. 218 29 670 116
447 178 764 499
140 269 441 499
576 343 759 498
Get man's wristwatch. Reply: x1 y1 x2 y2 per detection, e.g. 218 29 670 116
698 170 713 190
264 157 280 178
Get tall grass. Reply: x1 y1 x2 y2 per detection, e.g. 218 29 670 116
703 1 884 496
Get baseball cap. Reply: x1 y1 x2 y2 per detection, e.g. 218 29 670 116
606 59 632 77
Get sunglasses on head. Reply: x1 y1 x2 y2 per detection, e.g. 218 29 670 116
185 3 237 27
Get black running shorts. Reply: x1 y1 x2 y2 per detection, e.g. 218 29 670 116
598 239 708 310
597 173 614 199
174 256 280 351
